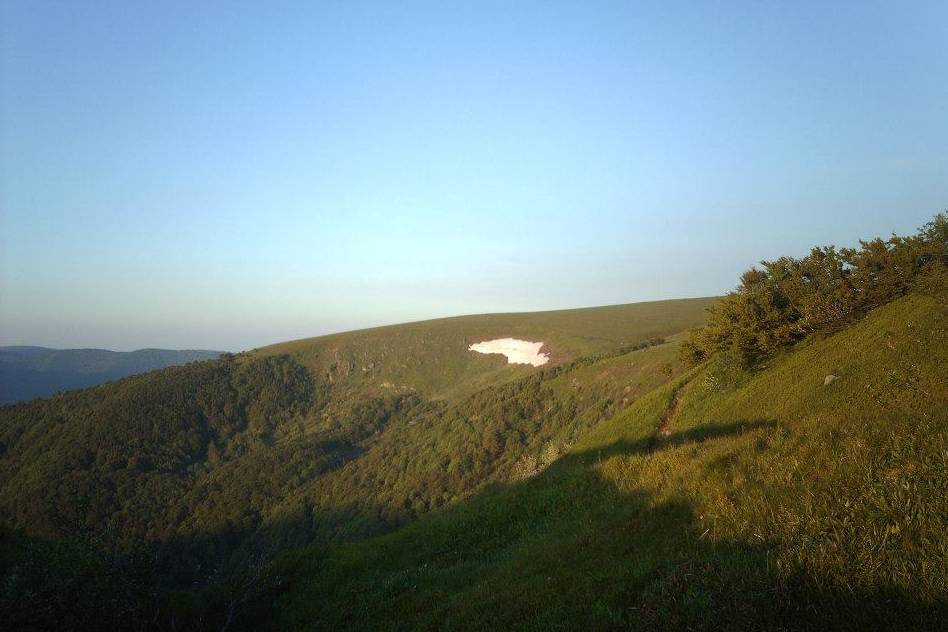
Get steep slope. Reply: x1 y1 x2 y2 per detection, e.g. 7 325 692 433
0 346 223 404
0 298 709 594
233 290 947 630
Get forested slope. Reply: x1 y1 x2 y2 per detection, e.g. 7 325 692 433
233 284 947 632
0 301 701 604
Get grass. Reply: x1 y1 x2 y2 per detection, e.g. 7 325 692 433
254 297 717 401
0 297 712 619
228 291 947 630
210 336 691 548
3 290 943 629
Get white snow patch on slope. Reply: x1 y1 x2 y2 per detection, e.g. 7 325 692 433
468 338 550 367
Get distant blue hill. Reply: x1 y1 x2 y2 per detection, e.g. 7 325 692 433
0 346 223 404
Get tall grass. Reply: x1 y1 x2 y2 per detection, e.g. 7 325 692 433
228 291 947 631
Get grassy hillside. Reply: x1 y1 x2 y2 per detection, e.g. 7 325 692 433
231 289 947 631
0 298 708 608
256 297 716 400
0 347 223 404
2 217 944 630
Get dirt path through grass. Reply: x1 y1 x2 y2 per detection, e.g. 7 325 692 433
649 384 686 450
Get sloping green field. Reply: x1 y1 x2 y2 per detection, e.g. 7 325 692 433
255 297 717 400
236 290 947 631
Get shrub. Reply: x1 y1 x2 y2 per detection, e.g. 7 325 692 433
682 213 948 367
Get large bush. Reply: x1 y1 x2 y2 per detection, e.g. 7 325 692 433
682 213 948 366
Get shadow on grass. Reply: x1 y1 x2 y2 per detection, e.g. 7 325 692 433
217 420 944 632
4 418 944 631
567 418 778 466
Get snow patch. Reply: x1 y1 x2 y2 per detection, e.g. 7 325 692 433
468 338 550 367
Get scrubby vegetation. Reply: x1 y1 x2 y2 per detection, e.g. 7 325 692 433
681 214 947 366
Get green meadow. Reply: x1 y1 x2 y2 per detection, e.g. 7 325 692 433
227 290 947 631
255 296 716 400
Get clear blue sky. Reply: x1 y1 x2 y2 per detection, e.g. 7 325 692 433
1 1 946 351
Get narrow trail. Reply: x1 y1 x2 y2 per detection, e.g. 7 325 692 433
649 383 686 451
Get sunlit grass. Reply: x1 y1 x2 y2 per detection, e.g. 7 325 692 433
232 292 947 630
254 297 716 401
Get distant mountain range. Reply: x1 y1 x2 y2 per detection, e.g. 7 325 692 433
0 346 223 404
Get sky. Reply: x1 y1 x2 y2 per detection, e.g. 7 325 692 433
1 1 946 352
